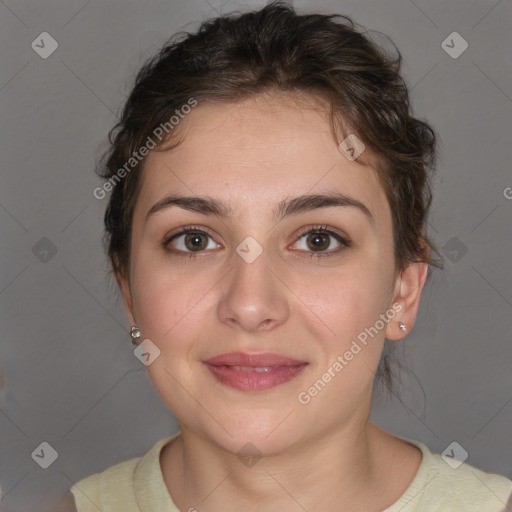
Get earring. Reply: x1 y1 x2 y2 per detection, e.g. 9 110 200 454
131 326 142 345
398 321 407 332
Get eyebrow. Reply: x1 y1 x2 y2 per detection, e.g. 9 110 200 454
145 192 373 224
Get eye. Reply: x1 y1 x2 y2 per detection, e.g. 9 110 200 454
162 224 350 258
162 226 219 257
291 225 350 257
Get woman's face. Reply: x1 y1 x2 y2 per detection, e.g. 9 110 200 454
122 92 403 455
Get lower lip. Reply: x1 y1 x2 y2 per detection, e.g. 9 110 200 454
203 363 308 391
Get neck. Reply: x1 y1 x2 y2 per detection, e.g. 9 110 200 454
161 421 396 512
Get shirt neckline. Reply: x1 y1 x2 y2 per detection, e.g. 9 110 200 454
134 432 181 511
133 432 434 511
381 435 436 511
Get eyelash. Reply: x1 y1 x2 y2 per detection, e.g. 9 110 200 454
162 224 351 259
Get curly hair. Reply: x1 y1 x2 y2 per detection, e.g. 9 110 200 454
96 0 443 393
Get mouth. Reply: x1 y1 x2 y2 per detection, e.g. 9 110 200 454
202 352 308 392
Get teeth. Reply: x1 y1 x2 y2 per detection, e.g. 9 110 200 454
229 366 274 372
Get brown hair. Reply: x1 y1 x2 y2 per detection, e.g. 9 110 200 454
97 0 443 393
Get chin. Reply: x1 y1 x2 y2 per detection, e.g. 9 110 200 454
205 415 301 458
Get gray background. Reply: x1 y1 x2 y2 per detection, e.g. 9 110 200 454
0 0 511 510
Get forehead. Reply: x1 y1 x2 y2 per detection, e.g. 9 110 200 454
135 92 389 222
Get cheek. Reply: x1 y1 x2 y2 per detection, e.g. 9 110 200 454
303 267 392 402
302 276 389 403
303 259 391 341
130 268 204 402
129 246 188 339
132 272 201 346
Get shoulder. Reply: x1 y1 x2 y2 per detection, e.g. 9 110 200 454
381 433 512 512
425 453 512 510
69 455 141 511
395 438 512 512
68 435 178 511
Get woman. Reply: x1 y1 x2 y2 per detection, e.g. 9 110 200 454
64 1 512 510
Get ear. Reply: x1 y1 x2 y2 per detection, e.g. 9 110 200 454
385 260 429 341
115 270 136 326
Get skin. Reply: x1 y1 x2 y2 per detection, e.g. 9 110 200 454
117 91 428 511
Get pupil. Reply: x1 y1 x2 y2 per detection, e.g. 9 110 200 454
309 233 328 250
187 233 205 250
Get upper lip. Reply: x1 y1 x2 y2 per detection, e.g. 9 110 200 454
203 352 307 367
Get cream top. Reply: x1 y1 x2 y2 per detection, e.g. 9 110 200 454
70 433 512 511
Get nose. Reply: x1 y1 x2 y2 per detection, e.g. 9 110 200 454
217 243 289 333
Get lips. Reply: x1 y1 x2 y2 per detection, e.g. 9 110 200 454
204 352 306 368
202 352 308 391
